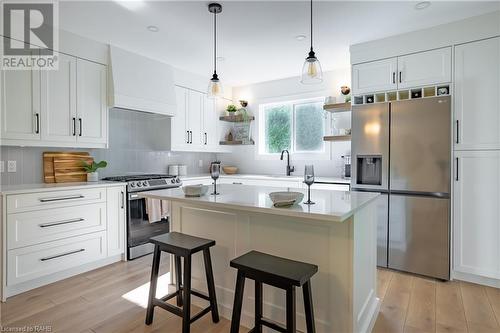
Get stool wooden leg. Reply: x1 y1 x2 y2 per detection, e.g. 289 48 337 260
230 271 246 333
254 281 263 333
203 248 220 323
175 255 183 307
145 245 161 325
286 286 296 333
302 281 316 333
182 255 191 333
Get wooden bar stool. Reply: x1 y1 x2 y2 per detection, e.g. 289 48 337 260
145 232 219 333
229 251 318 333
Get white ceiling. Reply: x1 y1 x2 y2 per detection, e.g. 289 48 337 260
59 1 500 86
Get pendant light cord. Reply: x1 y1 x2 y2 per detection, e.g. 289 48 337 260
310 0 313 51
214 10 217 74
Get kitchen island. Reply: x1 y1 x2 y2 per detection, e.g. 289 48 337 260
139 184 380 333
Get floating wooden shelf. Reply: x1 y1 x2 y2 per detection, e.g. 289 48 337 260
323 135 351 142
219 115 255 122
323 102 351 113
219 139 255 145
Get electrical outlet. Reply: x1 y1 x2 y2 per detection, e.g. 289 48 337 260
0 161 4 173
7 160 16 173
198 159 203 168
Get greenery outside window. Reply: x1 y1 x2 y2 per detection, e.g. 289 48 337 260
259 98 326 155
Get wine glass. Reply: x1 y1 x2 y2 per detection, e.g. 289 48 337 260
304 165 315 205
210 162 220 195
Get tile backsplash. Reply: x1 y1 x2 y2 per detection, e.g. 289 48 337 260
0 109 216 186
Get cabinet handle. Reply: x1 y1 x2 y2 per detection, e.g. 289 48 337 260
39 195 84 202
399 71 402 83
455 157 459 181
186 131 190 144
232 182 243 185
35 113 40 134
79 118 82 136
121 191 125 209
40 249 85 262
39 218 84 228
72 117 76 136
455 120 459 144
204 132 207 145
189 131 193 144
392 72 396 84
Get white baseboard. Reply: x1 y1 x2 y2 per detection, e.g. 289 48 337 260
452 270 500 288
2 254 123 301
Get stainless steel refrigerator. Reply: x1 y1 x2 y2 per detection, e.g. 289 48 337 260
351 96 451 280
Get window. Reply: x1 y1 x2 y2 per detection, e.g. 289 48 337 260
259 98 325 155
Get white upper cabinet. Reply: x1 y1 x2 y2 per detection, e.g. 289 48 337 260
453 150 500 280
76 59 107 145
397 47 452 89
187 90 203 146
171 86 189 148
454 37 500 150
203 97 217 148
1 52 41 141
352 58 398 94
41 53 77 143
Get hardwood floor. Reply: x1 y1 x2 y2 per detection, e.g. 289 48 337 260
1 257 499 333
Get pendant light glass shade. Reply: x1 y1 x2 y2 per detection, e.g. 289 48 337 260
300 0 323 85
301 50 323 84
207 3 223 99
208 73 223 98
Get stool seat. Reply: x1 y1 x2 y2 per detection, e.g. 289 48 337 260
150 232 215 256
230 251 318 287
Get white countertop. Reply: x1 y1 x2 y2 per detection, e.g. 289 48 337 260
0 181 127 195
139 184 378 222
181 173 351 184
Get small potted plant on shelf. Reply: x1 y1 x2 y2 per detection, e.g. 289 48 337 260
226 104 237 115
82 160 108 182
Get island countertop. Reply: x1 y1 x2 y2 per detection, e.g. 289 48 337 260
139 184 379 222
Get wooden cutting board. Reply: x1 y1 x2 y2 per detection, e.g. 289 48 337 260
43 152 93 183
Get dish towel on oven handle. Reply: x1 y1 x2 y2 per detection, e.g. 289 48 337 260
145 198 170 223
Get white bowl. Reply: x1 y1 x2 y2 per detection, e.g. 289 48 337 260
269 191 304 207
182 184 209 197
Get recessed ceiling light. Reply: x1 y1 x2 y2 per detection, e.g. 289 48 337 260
216 56 225 62
147 25 159 32
415 1 431 10
295 34 307 41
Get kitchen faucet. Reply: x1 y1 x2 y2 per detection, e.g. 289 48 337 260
280 150 295 176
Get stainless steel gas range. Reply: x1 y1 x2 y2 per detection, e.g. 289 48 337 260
102 174 182 259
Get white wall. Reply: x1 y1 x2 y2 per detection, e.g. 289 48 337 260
218 68 351 177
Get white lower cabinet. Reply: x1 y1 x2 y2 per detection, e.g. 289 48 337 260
2 184 126 300
453 150 500 280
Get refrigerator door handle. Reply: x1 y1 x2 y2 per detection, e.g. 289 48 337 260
456 120 459 144
455 157 459 181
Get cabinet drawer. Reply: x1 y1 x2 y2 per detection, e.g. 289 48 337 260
7 187 106 213
7 232 107 286
7 203 106 249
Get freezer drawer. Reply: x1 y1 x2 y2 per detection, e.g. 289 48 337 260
389 194 450 280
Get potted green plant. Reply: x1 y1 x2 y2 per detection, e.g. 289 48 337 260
226 104 237 114
82 160 107 182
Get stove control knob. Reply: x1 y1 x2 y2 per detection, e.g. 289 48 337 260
176 178 181 183
130 182 136 188
142 181 148 186
171 178 176 183
136 182 142 187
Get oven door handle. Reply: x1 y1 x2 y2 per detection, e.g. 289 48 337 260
129 193 140 200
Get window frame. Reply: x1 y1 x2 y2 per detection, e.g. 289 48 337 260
256 96 331 161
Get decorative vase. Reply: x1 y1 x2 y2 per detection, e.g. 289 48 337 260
87 172 98 182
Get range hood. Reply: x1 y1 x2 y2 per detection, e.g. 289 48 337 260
109 46 176 116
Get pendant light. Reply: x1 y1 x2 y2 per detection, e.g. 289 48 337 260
300 0 323 84
207 3 223 98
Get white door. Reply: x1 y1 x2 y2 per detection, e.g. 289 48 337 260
203 95 217 147
0 52 41 140
453 150 500 280
397 47 451 89
352 58 398 94
454 37 500 150
187 90 202 146
106 187 126 257
41 53 77 143
76 59 107 145
171 86 189 149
